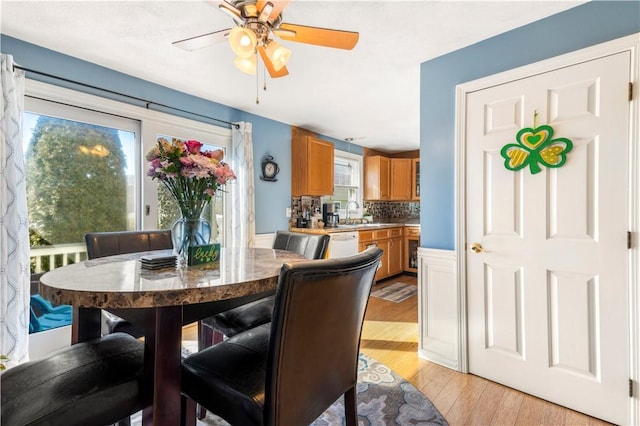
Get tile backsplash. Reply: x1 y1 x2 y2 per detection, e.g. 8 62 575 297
363 201 420 219
290 196 419 221
291 196 322 218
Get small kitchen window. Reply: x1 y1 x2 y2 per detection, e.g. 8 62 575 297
322 151 363 218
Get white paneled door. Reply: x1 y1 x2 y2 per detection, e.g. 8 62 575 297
465 51 631 425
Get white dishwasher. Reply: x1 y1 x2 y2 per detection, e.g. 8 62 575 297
328 231 359 258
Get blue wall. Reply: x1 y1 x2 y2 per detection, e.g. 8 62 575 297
0 35 360 233
420 1 640 250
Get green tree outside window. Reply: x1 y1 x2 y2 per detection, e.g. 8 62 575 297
25 115 129 271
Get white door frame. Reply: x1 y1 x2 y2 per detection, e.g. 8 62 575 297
454 33 639 422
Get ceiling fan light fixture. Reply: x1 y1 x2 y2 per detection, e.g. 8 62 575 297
173 0 360 82
264 40 291 71
229 26 257 58
233 54 257 75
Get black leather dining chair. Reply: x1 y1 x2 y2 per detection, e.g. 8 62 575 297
85 229 173 259
181 246 383 426
198 231 330 349
84 230 173 337
1 332 145 426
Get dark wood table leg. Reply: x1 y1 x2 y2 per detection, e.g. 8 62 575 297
141 305 183 426
71 307 101 344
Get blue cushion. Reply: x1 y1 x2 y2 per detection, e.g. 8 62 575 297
29 307 72 333
31 294 72 315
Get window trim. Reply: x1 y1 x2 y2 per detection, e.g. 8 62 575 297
25 80 231 137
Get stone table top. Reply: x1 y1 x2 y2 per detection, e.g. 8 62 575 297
39 247 306 309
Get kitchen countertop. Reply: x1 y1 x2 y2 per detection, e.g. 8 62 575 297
290 222 419 234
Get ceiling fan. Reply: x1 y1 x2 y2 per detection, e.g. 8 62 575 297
172 0 359 78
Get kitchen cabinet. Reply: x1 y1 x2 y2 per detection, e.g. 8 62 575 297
404 226 420 273
388 236 403 276
291 132 334 196
364 155 419 201
372 239 390 281
390 158 412 200
412 158 420 200
364 155 389 200
359 226 403 281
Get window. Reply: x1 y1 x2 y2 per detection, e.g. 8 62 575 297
24 80 232 273
24 97 140 273
322 151 363 218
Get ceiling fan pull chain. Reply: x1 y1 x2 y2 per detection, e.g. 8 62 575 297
256 66 260 104
263 66 268 92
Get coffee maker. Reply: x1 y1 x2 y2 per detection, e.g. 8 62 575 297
322 203 339 228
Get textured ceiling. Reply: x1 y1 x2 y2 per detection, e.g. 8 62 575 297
1 1 582 152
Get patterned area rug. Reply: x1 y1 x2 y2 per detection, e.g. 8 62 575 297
370 282 418 303
310 353 448 426
133 349 448 426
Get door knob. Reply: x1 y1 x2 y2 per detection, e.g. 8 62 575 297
471 242 483 253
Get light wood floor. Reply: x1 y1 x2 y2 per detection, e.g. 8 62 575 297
361 274 612 426
184 274 612 425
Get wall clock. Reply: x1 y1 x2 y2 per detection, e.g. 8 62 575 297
260 155 280 182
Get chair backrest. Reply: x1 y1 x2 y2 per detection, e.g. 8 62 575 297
272 230 330 260
263 246 383 425
84 230 173 259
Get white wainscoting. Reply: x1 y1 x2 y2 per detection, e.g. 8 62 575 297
418 247 460 370
254 233 275 249
29 325 72 361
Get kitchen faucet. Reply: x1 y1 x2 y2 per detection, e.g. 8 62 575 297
345 201 360 224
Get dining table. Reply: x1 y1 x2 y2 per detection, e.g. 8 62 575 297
39 247 307 426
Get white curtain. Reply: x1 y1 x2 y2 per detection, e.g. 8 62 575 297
0 54 30 367
228 121 255 248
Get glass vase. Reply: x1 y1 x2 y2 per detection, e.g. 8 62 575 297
171 216 211 265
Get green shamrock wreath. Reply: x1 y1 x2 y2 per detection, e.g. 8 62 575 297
500 124 573 174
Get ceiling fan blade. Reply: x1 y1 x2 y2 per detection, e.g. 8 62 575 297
257 46 289 78
277 23 359 50
173 28 231 51
257 0 289 21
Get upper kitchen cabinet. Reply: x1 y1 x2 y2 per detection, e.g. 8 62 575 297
364 153 419 201
291 127 334 196
389 158 412 200
412 158 420 200
364 155 390 200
